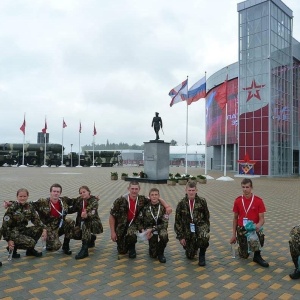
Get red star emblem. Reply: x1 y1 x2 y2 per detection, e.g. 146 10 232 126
243 79 265 102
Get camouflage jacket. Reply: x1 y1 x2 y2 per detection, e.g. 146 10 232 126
66 196 100 226
1 202 45 240
136 202 169 232
110 194 150 232
32 197 75 229
174 194 210 240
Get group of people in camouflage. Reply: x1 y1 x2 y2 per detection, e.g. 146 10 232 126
1 178 300 281
108 180 211 265
0 183 102 265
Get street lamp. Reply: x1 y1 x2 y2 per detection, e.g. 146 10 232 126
70 144 73 167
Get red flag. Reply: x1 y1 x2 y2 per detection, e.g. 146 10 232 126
79 122 82 133
42 119 47 134
93 122 97 136
63 119 67 128
215 75 228 110
20 117 26 135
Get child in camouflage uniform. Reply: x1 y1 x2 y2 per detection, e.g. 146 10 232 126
109 181 172 259
289 225 300 279
137 188 169 263
174 181 210 266
67 185 103 260
1 188 46 258
32 183 75 255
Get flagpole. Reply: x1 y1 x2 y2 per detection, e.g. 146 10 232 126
22 133 25 165
77 121 82 167
21 113 25 166
185 76 189 174
203 72 213 179
91 122 97 167
204 72 208 176
217 68 233 181
92 135 95 167
78 131 81 167
42 116 48 167
60 118 65 167
43 133 47 166
224 102 228 177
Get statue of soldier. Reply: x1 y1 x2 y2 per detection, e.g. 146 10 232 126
151 112 163 140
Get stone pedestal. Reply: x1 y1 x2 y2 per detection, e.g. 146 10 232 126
143 141 170 183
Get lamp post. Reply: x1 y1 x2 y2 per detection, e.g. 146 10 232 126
70 144 73 168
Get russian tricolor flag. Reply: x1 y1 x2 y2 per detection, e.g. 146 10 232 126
187 76 206 105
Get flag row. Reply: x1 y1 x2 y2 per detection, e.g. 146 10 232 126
168 74 228 110
19 118 97 136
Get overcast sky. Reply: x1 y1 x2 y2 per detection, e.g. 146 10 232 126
1 0 300 153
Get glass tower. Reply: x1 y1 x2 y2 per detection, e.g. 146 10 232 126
237 0 293 175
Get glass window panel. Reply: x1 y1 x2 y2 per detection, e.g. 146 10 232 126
271 17 276 32
262 30 268 45
254 32 261 47
261 16 268 30
254 19 261 33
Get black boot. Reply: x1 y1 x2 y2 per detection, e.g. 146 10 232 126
7 246 21 259
128 244 136 259
253 251 269 268
158 250 166 263
62 238 72 255
290 269 300 279
198 248 206 266
290 256 300 279
26 248 42 257
75 241 89 260
88 234 96 248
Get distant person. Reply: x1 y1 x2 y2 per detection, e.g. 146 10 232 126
136 188 169 263
151 112 163 140
109 181 172 259
229 178 269 268
174 181 210 266
1 188 46 258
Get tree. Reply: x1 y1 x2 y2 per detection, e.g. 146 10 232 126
170 139 177 146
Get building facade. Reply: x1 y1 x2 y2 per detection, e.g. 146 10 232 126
206 0 300 176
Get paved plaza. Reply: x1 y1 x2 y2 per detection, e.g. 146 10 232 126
0 166 299 300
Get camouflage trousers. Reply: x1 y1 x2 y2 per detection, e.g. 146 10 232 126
148 229 168 258
116 224 137 255
184 231 210 259
236 226 265 259
71 221 103 243
289 225 300 266
8 226 43 250
46 218 75 251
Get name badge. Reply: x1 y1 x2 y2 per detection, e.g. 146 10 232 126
190 223 195 233
243 217 248 227
153 231 158 235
